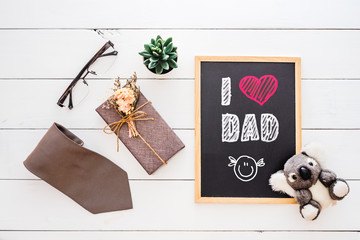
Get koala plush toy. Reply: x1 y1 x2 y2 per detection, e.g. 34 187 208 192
269 143 350 221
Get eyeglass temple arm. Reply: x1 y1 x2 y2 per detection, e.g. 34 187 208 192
98 50 118 58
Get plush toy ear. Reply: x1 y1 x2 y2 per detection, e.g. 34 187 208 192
269 170 296 197
301 142 326 168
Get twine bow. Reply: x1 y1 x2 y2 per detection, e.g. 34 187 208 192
103 101 167 165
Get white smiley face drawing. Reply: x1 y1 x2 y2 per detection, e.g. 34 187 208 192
228 155 265 182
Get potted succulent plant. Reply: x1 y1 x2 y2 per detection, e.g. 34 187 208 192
139 35 178 75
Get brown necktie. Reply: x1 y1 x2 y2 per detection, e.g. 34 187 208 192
23 122 133 214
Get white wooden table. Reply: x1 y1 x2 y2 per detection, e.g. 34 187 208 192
0 0 359 239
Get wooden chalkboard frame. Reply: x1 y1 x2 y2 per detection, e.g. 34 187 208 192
195 56 301 204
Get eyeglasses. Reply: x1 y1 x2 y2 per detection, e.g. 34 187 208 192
57 41 118 109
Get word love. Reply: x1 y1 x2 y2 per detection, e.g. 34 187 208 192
222 113 279 143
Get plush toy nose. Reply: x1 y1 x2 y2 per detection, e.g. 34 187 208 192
299 167 311 180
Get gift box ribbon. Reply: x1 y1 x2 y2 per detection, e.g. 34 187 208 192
103 101 167 165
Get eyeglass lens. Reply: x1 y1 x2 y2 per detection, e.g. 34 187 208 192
57 41 118 109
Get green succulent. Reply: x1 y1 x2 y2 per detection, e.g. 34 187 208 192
139 35 178 74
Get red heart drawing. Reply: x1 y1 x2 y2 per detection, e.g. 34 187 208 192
239 75 278 106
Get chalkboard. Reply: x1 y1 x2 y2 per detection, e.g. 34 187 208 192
195 56 301 203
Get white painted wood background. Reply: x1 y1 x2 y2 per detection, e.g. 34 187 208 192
0 0 359 239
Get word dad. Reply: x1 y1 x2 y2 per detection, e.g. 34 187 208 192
221 77 279 143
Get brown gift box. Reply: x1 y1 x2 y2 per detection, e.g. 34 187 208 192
96 92 185 175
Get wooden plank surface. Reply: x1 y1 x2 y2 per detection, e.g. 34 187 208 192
1 129 358 180
1 80 360 129
0 30 360 79
0 180 358 230
1 0 359 237
0 0 359 29
1 231 359 240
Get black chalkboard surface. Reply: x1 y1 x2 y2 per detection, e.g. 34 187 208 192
195 57 301 203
